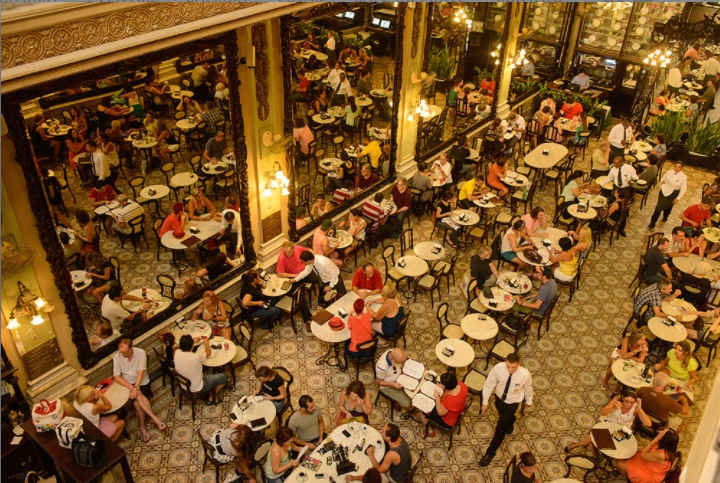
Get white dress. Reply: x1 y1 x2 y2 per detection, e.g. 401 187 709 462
599 403 637 426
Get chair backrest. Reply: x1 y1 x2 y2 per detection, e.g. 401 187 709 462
466 278 478 301
436 303 449 330
153 346 173 375
540 293 560 324
198 430 221 465
395 315 409 337
156 274 176 298
406 451 424 483
128 213 146 234
189 154 202 171
129 176 145 197
253 439 273 465
646 232 665 251
352 338 378 361
382 245 396 273
298 184 310 207
173 369 193 394
400 228 414 254
273 366 294 400
222 300 235 323
502 454 518 483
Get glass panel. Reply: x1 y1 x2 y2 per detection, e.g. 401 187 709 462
523 41 560 76
484 2 506 32
578 2 633 55
623 3 684 58
524 2 566 41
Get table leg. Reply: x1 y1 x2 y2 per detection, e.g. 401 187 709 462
315 342 346 370
120 454 136 483
170 249 190 275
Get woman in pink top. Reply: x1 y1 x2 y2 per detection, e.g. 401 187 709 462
293 117 313 156
521 206 548 237
346 298 373 356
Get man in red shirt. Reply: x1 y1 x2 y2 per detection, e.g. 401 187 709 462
293 69 310 101
560 96 583 119
159 202 188 238
276 240 310 278
351 263 383 298
356 163 379 191
680 197 712 230
88 180 118 207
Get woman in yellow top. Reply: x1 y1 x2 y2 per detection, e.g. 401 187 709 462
547 236 587 282
653 340 698 389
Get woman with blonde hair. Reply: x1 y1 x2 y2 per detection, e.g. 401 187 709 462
337 380 373 425
188 187 217 221
601 330 648 389
191 290 230 339
73 385 125 441
177 95 203 118
367 284 405 346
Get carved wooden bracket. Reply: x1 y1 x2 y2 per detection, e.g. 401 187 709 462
252 22 270 122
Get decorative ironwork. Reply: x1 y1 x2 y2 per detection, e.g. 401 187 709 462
411 3 423 60
281 14 295 136
650 10 720 45
0 32 254 369
285 143 297 238
252 22 271 121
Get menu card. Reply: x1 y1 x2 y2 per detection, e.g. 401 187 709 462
395 360 425 391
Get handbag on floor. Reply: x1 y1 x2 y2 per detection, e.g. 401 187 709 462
32 399 66 433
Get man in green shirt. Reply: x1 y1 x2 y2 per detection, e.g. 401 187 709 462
357 71 372 96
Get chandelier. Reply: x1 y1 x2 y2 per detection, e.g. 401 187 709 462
643 49 672 68
262 161 290 197
6 281 53 329
491 43 502 66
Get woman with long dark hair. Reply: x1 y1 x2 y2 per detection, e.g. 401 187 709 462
343 95 360 138
613 429 679 483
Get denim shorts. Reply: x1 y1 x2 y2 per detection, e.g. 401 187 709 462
200 372 228 393
501 251 517 261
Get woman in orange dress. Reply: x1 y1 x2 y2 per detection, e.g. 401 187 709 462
487 157 508 198
613 429 678 483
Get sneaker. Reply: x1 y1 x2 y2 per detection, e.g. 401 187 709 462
223 473 240 483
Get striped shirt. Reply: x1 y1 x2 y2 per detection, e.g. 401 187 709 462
333 188 353 205
634 284 664 316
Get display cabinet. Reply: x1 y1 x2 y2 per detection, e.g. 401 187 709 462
622 2 684 60
524 2 568 42
524 41 560 76
575 52 617 90
578 2 633 56
484 2 507 32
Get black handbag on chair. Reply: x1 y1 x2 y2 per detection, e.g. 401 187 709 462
72 434 106 468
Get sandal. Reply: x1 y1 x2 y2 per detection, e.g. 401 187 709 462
141 431 152 443
601 381 608 389
564 445 572 453
422 428 436 438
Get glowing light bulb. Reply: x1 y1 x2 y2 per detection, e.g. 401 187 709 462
407 114 414 122
263 187 272 197
34 298 47 310
281 187 289 196
270 179 279 189
31 315 44 325
7 318 20 330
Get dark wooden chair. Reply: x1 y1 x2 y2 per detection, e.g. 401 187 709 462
343 338 378 380
174 370 205 420
423 399 471 450
156 273 176 298
198 430 234 482
152 347 175 396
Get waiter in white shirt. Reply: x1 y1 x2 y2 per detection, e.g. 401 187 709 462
327 62 345 91
697 52 720 85
214 208 242 258
332 72 353 107
605 156 638 199
290 251 347 306
478 352 534 467
666 61 684 96
325 31 337 66
607 117 635 161
649 161 688 229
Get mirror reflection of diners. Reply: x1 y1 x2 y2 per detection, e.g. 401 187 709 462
20 39 250 355
287 3 401 235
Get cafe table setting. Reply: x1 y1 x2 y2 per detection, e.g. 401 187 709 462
71 270 92 292
461 313 499 354
473 192 504 209
230 396 277 432
501 171 530 188
595 175 614 190
122 288 171 316
478 286 515 312
299 49 328 61
577 193 608 208
328 230 354 250
356 94 373 107
496 271 532 295
261 274 292 298
670 254 720 278
660 299 698 324
413 241 446 261
567 203 598 222
42 120 71 136
202 160 229 175
435 338 475 374
450 209 480 226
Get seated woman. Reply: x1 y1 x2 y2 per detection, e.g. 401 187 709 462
601 330 649 389
521 206 548 237
209 424 255 482
253 366 287 413
568 112 589 155
96 96 128 131
68 107 89 137
188 187 217 221
311 194 333 219
546 236 587 282
419 372 468 437
568 226 593 260
154 120 177 166
346 298 373 358
540 94 556 115
613 429 679 483
191 290 230 339
653 340 698 390
175 277 201 300
487 157 509 198
32 114 62 163
546 112 565 143
196 253 236 281
337 381 373 425
703 176 720 201
561 170 592 211
591 189 627 235
533 105 553 136
264 427 300 483
314 89 330 114
74 210 99 254
66 128 87 173
565 389 651 453
685 228 707 258
651 134 667 158
649 90 670 116
177 95 203 118
500 219 534 270
157 330 177 366
434 191 460 248
84 251 118 303
240 270 282 330
368 284 405 346
73 385 125 442
337 209 366 261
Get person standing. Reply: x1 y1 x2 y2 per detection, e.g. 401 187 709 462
325 31 336 65
607 117 635 161
666 61 684 96
649 162 688 229
479 352 533 467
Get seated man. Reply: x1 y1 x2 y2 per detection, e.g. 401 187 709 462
409 162 433 212
513 266 558 318
458 176 490 209
174 334 227 404
666 227 691 261
195 101 224 135
352 263 383 298
203 131 228 163
215 208 242 258
288 395 326 448
113 338 166 442
571 69 591 91
59 231 81 260
637 372 689 432
363 193 393 241
680 197 713 233
107 194 144 238
365 423 412 483
633 278 682 325
160 203 189 238
101 285 153 331
375 348 412 411
358 135 383 171
196 252 236 281
643 238 673 283
357 163 379 191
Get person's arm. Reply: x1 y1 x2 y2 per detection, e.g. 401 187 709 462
288 264 313 284
599 396 621 416
87 265 113 282
367 301 390 321
202 337 211 357
509 232 532 252
271 448 298 474
679 211 699 227
90 391 113 414
686 369 697 388
515 293 543 311
661 262 673 280
365 445 396 474
653 356 670 372
242 293 264 308
265 382 286 402
434 392 449 416
338 392 352 418
635 398 652 427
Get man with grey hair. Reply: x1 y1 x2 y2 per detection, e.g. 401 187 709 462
590 141 611 179
108 193 144 237
375 348 412 411
637 372 689 432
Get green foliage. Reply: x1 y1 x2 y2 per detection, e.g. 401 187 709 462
686 117 720 156
537 82 607 115
510 79 539 98
428 46 456 80
649 110 687 145
474 67 495 87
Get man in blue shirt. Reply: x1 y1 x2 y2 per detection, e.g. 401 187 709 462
512 266 558 317
571 69 591 91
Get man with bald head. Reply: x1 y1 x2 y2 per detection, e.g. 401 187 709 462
637 372 689 432
375 348 411 411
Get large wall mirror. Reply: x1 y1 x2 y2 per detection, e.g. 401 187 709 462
416 2 504 161
281 2 406 239
1 32 256 368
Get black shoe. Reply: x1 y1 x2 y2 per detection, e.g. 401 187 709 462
479 454 494 467
506 424 515 435
662 218 669 222
648 224 655 229
619 230 627 237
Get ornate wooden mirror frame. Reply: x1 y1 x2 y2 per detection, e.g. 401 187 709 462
280 2 407 242
0 31 255 369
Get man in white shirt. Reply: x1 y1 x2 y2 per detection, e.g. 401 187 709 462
215 209 242 258
174 335 226 404
101 285 152 331
113 338 166 442
87 140 110 182
607 117 634 161
666 61 684 96
506 112 525 153
325 31 337 65
326 62 346 91
605 156 638 194
697 52 720 85
649 161 688 229
479 352 533 467
375 348 412 410
108 194 144 237
332 72 353 107
571 69 590 91
290 251 347 305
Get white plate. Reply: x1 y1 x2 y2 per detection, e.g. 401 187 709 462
608 38 617 47
636 27 644 35
533 22 540 30
535 7 542 15
495 15 501 22
549 26 556 34
613 22 621 31
593 18 601 27
641 6 649 15
552 11 559 19
588 35 597 43
632 42 641 51
639 16 647 25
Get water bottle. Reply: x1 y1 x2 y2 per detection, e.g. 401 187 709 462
623 360 629 371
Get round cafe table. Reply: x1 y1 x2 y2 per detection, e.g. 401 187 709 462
122 288 171 315
478 287 515 312
502 173 530 188
648 317 688 343
300 49 328 61
496 272 532 295
395 256 428 278
529 227 567 252
171 319 213 343
175 119 197 131
630 141 653 153
624 148 647 162
356 96 373 107
517 246 551 267
312 113 336 125
450 209 480 226
161 220 223 250
369 127 389 140
421 105 443 121
202 161 229 175
202 337 237 367
99 383 130 415
262 274 291 297
171 172 199 189
413 241 446 261
380 200 398 216
567 204 598 221
474 194 502 209
371 89 390 98
703 227 720 244
660 299 698 324
171 89 195 100
319 157 343 172
461 313 498 342
230 398 276 432
93 200 120 216
671 254 720 279
42 124 71 136
684 81 702 90
132 137 158 150
435 338 475 372
71 270 92 291
524 143 568 170
611 359 651 389
577 193 607 208
330 230 354 249
595 175 614 190
591 421 638 459
140 184 170 202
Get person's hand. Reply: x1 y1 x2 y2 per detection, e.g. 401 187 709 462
143 298 153 304
289 279 296 284
654 363 662 371
93 389 102 400
324 286 331 292
366 445 375 456
130 387 139 399
636 398 642 409
345 476 354 482
291 460 299 468
481 404 489 415
673 199 679 204
142 303 153 310
193 336 201 343
674 289 682 297
307 443 317 450
393 382 403 389
685 381 693 390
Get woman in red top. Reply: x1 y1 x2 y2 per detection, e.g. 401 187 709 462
420 372 468 437
613 429 678 483
480 76 496 98
487 157 509 198
389 178 412 238
346 298 373 358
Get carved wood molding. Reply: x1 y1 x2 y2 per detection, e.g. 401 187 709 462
0 32 255 369
411 3 423 60
1 2 260 70
421 3 435 74
281 15 295 136
252 22 271 122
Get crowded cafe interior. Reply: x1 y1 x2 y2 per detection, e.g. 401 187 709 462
1 2 720 483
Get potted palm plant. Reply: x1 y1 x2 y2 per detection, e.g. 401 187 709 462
428 46 456 92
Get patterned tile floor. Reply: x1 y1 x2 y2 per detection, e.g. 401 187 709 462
99 128 717 483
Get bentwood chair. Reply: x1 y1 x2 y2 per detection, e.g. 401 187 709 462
198 430 234 483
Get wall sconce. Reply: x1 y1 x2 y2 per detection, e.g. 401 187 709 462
7 281 54 329
508 49 527 69
453 7 470 25
643 49 672 68
262 161 290 197
491 43 502 66
407 97 430 122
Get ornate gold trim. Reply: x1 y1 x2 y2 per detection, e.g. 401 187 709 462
411 2 423 60
252 22 270 122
